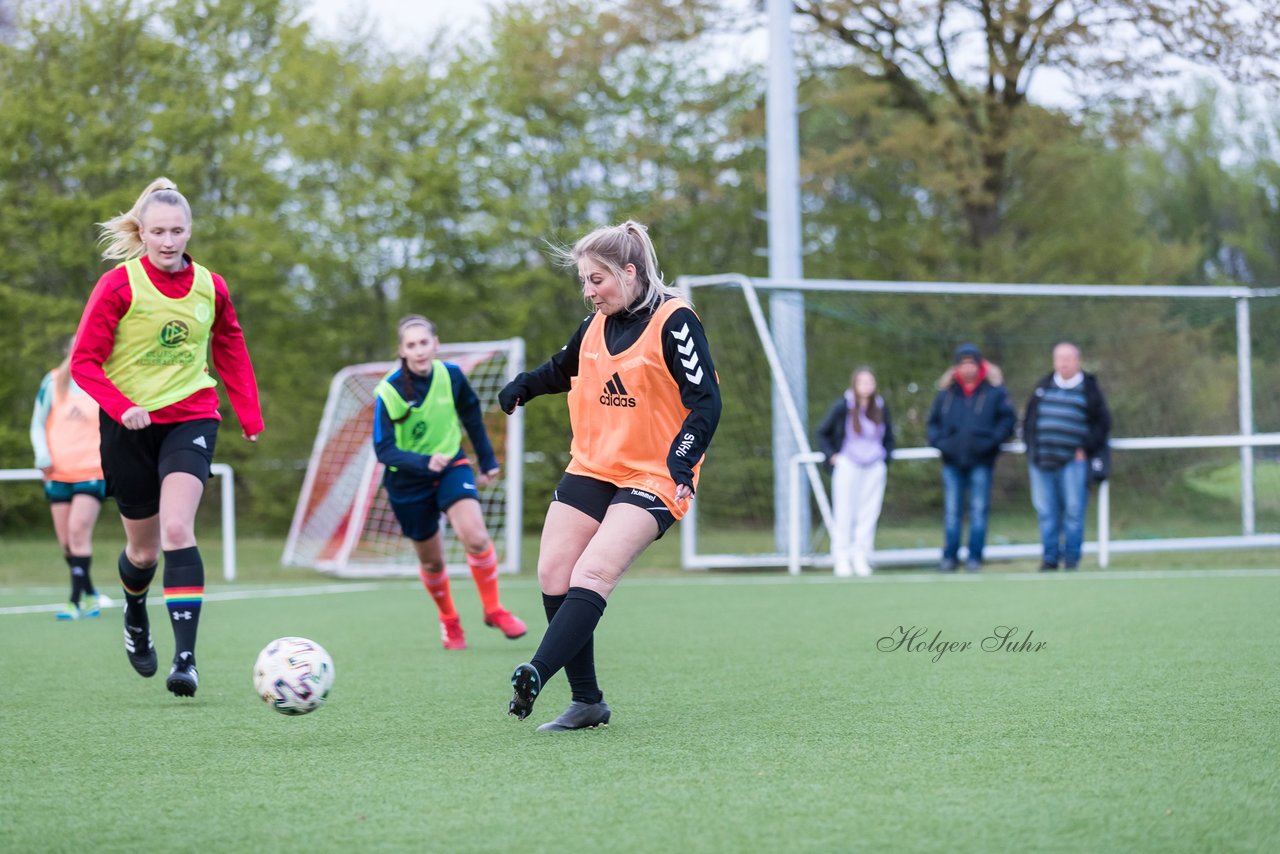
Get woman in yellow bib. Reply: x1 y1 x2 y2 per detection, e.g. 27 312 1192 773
30 338 111 620
499 221 721 731
373 315 527 651
72 178 264 699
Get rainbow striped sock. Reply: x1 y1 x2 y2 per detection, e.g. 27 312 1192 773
163 547 204 657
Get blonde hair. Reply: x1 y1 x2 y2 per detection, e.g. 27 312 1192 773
552 220 681 314
97 177 192 261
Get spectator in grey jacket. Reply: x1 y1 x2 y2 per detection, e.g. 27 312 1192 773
1023 342 1111 570
926 344 1016 571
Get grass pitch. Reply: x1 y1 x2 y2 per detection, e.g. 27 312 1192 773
2 561 1278 853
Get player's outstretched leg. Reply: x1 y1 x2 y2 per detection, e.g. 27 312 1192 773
508 587 606 721
119 551 158 677
542 591 605 713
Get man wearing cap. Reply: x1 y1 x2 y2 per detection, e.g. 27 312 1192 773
926 344 1017 571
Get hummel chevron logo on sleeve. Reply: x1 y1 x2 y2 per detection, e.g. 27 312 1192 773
670 322 703 383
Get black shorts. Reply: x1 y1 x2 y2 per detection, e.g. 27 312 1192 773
99 413 218 520
553 472 676 539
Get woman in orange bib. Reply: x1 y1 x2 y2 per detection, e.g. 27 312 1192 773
72 178 264 699
30 338 111 620
499 221 721 731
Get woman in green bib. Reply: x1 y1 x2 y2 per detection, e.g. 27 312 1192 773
373 315 527 651
71 178 264 699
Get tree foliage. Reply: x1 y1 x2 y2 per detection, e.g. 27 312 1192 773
0 0 1275 533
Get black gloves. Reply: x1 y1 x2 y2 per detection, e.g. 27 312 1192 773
498 377 531 414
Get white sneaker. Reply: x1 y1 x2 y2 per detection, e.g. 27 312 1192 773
852 555 873 577
833 559 854 578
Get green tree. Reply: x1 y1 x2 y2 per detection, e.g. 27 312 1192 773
785 0 1280 257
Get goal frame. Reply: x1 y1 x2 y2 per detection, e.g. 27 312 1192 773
281 339 524 578
675 272 1280 571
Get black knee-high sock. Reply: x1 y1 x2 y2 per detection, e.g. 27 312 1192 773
162 547 204 659
69 554 96 596
543 593 604 704
530 587 606 688
65 554 87 605
118 551 157 620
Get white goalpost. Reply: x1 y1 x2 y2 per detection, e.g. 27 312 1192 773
0 464 239 580
675 273 1280 571
281 339 524 578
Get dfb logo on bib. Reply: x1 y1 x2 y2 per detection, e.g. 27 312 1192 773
158 320 191 348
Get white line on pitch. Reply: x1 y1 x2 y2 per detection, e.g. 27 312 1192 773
3 567 1279 616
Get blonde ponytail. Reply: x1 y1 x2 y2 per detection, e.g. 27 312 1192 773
97 177 192 261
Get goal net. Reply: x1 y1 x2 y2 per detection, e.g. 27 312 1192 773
282 339 524 577
676 275 1280 570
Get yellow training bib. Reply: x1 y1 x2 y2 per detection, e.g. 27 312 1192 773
103 258 217 410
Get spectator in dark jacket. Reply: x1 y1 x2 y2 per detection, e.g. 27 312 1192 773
1023 342 1111 571
816 367 894 577
926 344 1016 571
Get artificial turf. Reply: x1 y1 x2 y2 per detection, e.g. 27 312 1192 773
1 567 1277 852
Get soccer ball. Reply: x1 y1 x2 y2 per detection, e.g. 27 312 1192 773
253 637 335 716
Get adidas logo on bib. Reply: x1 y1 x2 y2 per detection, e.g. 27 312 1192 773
192 435 207 448
599 372 636 408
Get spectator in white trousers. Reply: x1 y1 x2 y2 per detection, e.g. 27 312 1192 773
816 368 894 577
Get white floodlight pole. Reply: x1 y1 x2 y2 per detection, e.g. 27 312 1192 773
767 0 808 552
1236 296 1256 535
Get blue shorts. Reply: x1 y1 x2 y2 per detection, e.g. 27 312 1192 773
45 479 108 504
387 461 480 542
